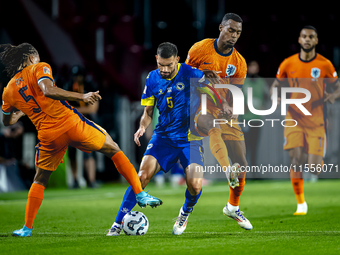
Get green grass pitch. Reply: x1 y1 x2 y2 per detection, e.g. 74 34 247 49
1 180 340 255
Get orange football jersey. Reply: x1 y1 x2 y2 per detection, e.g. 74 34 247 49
276 53 338 128
2 62 79 142
186 38 247 107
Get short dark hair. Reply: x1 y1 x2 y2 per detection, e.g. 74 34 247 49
221 13 243 25
0 43 38 78
302 25 318 35
157 42 178 58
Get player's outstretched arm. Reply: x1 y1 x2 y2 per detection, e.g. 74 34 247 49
134 105 154 146
2 111 25 126
38 79 101 104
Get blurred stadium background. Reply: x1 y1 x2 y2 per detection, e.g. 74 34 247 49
1 0 340 192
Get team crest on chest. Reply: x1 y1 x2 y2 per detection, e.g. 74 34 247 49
226 64 236 77
311 68 321 79
176 82 185 91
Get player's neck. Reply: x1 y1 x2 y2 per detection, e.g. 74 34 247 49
168 63 179 80
18 60 34 71
299 49 316 62
216 39 233 55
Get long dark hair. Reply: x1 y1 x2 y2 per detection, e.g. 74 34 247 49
0 43 38 78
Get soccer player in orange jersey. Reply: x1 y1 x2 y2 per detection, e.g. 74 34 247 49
186 13 252 230
271 26 340 215
0 43 162 237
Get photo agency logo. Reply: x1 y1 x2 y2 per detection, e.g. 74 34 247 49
200 83 312 128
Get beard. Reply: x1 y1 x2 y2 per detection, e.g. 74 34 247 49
300 44 315 53
160 68 175 79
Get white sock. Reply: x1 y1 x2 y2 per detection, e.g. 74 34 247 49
227 202 239 213
296 202 308 213
112 222 121 228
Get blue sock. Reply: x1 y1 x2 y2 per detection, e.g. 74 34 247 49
114 186 137 224
182 188 202 213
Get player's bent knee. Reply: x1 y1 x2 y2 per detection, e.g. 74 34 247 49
33 168 53 187
99 135 121 158
197 115 216 134
187 179 202 195
138 170 151 189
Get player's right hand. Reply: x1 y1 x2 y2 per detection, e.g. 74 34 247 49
134 127 146 147
82 91 102 105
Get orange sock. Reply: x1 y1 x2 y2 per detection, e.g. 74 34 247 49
111 151 143 194
208 128 230 169
228 171 246 206
25 183 45 229
290 168 305 204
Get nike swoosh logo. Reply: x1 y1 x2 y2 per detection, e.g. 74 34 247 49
216 148 222 153
204 62 213 65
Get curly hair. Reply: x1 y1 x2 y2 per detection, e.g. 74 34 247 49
0 43 38 78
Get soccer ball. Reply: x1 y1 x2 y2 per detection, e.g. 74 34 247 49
122 211 149 236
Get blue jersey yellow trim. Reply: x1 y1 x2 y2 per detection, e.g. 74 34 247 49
141 63 205 141
141 96 155 106
166 63 181 80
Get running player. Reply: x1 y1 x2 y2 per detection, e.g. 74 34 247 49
107 42 205 236
186 13 252 230
0 43 162 237
271 26 340 215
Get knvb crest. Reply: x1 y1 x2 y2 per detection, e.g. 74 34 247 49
311 68 320 79
226 64 236 77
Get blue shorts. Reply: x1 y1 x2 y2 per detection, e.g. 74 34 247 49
144 135 204 172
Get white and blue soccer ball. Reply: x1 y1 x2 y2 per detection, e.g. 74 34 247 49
122 211 149 236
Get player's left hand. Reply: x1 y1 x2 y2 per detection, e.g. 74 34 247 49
83 91 102 105
202 70 222 84
134 126 146 147
324 91 336 104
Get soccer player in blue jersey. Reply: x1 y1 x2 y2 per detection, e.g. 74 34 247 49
107 42 205 236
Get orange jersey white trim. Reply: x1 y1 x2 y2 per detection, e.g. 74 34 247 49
2 62 80 142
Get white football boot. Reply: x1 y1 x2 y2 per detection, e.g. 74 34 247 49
172 207 190 235
226 163 241 189
106 222 122 236
293 201 308 215
223 206 253 230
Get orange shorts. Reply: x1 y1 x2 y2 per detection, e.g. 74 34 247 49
284 123 326 157
35 118 107 171
194 107 244 141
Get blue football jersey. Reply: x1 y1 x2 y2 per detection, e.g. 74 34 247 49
141 63 204 141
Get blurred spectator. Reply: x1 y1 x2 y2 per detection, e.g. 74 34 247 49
241 60 269 166
63 65 99 188
0 122 23 166
0 120 35 188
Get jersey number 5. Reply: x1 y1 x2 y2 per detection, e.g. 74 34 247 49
166 97 173 108
19 85 41 113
